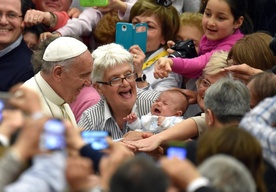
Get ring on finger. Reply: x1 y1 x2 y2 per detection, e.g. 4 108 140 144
33 17 37 20
134 54 137 59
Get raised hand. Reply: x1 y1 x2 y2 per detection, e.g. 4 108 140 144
154 57 173 79
222 64 263 83
123 112 137 124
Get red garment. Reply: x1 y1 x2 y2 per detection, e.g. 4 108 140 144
48 11 70 32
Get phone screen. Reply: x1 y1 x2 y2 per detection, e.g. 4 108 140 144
40 119 66 151
115 22 147 53
81 131 109 150
0 99 4 122
79 0 108 7
166 146 187 160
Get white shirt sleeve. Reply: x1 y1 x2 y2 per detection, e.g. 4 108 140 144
0 134 9 146
186 177 210 192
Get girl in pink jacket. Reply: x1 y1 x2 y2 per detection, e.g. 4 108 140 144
154 0 252 79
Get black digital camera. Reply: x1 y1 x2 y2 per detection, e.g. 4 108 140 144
168 39 198 58
269 33 276 56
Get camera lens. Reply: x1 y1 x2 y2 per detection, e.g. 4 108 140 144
168 51 182 58
168 39 197 58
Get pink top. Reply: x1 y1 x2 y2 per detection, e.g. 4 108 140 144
70 86 101 122
171 29 244 78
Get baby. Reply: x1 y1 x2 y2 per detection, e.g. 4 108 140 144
23 25 44 51
124 89 188 133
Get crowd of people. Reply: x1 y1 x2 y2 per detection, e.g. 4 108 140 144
1 0 276 191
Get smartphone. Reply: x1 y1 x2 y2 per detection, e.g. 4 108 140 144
40 119 66 151
0 99 4 122
115 22 148 53
81 131 109 150
165 141 187 160
80 0 108 7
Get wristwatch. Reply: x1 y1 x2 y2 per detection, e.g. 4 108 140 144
136 74 147 82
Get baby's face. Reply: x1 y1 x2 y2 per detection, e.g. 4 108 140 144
151 92 181 117
23 32 38 51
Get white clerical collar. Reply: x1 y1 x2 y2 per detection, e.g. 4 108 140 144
35 72 65 106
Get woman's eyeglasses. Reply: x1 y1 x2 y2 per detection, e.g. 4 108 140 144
156 0 172 7
97 73 138 86
198 77 212 88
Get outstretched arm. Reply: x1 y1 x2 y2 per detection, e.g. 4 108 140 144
57 8 102 37
222 64 263 83
124 118 198 152
154 58 173 79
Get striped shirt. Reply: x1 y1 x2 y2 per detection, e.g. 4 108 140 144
78 89 160 140
239 96 276 169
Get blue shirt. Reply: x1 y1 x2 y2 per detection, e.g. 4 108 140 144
240 96 276 169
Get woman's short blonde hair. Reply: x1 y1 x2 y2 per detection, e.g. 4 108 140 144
179 12 203 34
203 51 230 76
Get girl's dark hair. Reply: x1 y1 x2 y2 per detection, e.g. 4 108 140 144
224 0 253 34
199 0 208 13
21 0 35 17
23 25 45 37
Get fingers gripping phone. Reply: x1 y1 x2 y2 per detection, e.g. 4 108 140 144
40 119 66 151
81 131 109 150
80 0 108 7
115 22 148 53
0 91 14 108
0 91 15 122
